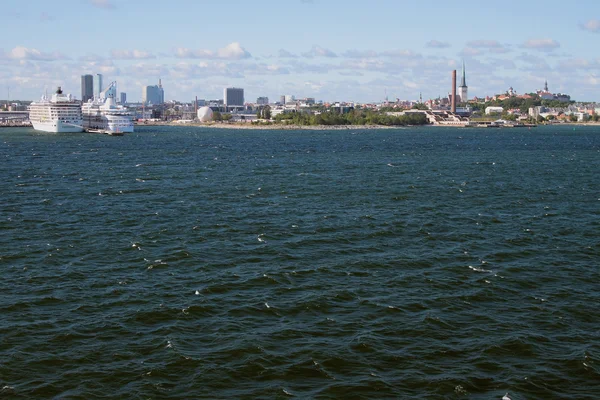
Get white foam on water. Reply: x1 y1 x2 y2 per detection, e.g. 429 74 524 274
469 265 492 273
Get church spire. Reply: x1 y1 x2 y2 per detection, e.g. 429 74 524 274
544 79 548 92
460 60 467 87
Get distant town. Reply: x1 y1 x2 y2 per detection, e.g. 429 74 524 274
2 64 600 128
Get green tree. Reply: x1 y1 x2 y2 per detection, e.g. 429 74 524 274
213 111 222 121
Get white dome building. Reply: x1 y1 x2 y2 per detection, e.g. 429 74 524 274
197 106 214 122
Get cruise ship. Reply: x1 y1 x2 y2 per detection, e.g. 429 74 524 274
29 87 84 133
82 82 134 135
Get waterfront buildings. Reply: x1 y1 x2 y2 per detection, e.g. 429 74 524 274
142 79 164 105
536 81 571 102
120 92 126 105
224 87 244 110
94 74 103 99
81 75 93 103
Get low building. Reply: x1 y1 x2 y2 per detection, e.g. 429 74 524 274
485 106 504 115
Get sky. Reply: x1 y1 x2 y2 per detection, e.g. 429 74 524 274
1 0 600 103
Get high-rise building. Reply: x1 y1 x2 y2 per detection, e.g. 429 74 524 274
284 95 295 104
458 61 468 103
120 92 127 104
142 79 164 105
224 87 244 109
81 74 93 103
93 74 103 99
257 97 269 105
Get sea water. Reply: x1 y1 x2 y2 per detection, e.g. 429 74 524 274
1 125 599 399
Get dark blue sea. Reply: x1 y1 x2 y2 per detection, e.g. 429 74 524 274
1 125 599 399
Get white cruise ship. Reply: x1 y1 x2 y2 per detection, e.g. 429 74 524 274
82 82 134 135
29 87 84 133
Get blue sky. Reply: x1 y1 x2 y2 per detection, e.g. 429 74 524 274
1 0 600 103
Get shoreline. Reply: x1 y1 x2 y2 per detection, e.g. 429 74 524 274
132 120 600 130
136 122 420 130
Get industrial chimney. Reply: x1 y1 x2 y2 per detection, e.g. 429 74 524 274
451 70 457 113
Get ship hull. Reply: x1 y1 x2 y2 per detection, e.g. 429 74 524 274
31 120 84 133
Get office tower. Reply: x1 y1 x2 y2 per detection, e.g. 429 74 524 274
224 87 244 109
120 92 127 104
257 97 269 105
142 79 165 105
81 74 93 102
94 74 103 99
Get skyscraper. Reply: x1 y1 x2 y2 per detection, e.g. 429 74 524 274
142 79 164 105
120 92 127 104
93 74 103 99
458 61 468 103
224 87 244 110
81 74 93 103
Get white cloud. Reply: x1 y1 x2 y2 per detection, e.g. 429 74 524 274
459 47 483 57
522 39 560 51
174 42 251 60
40 12 55 22
465 40 510 54
278 49 297 58
342 49 378 58
557 58 600 71
302 45 337 58
517 52 552 71
426 40 451 49
9 46 67 61
217 42 251 59
580 19 600 33
110 49 155 60
380 49 422 59
90 0 115 9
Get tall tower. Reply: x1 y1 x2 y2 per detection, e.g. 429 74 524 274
93 74 103 99
81 74 93 102
458 61 468 104
544 80 549 92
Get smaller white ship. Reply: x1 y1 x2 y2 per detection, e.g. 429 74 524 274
29 87 84 133
82 81 134 135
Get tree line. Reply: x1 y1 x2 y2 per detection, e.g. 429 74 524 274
255 108 428 126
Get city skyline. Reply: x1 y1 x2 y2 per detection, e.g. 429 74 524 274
1 0 600 103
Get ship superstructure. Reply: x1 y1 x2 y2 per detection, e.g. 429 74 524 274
29 87 84 133
82 81 133 134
